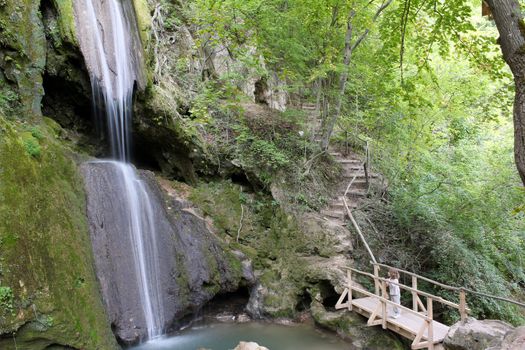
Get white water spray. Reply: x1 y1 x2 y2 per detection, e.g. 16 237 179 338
74 0 163 339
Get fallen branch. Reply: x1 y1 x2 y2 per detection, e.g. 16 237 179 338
302 150 326 176
236 204 244 243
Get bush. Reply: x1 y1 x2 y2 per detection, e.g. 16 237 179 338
0 286 14 314
22 133 41 158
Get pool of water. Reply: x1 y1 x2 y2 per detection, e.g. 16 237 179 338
130 322 351 350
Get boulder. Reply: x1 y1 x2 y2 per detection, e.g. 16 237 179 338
234 341 270 350
443 317 514 350
310 300 405 349
487 326 525 350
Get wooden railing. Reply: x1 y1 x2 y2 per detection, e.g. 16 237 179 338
336 261 525 349
342 174 376 264
373 262 525 310
372 263 469 322
341 131 371 190
342 172 377 264
336 264 468 350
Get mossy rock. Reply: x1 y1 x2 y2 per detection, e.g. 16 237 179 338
0 0 46 116
0 115 117 349
310 300 405 350
50 0 77 46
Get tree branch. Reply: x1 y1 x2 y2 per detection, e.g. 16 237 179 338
352 0 394 52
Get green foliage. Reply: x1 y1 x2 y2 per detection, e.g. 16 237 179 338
0 115 116 348
21 132 42 158
178 0 524 324
0 87 18 115
189 180 311 317
0 286 14 314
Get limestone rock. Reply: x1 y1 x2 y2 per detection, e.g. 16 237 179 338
443 317 514 350
310 301 405 350
81 162 247 343
487 326 525 350
234 341 270 350
72 0 146 91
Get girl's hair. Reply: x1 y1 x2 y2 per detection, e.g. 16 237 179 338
388 268 400 279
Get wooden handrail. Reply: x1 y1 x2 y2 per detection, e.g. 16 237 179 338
347 267 464 311
340 266 437 349
372 262 459 291
372 262 525 309
343 194 377 264
350 283 432 322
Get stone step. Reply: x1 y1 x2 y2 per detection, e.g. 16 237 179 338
338 159 363 164
320 209 345 220
328 200 359 209
338 179 368 189
326 219 347 226
343 171 380 178
330 193 365 203
340 163 364 170
346 189 367 196
302 104 317 110
337 183 368 193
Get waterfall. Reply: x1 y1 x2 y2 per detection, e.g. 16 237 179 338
73 0 163 340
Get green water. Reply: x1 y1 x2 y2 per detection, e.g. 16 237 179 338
130 322 351 350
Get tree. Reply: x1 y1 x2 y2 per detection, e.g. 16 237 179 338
320 0 393 150
486 0 525 186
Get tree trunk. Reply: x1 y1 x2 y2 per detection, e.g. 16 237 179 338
319 0 393 150
486 0 525 185
321 11 354 150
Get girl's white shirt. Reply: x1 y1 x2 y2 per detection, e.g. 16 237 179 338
388 278 400 296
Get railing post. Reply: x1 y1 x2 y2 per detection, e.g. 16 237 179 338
348 269 353 311
427 297 434 350
412 275 418 312
364 141 370 190
374 265 380 296
459 288 467 322
381 280 387 329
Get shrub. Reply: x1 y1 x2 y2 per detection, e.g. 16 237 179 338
0 286 14 313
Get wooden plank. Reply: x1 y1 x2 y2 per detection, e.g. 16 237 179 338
427 298 434 350
335 288 349 310
459 289 467 322
348 270 353 311
351 297 449 344
412 276 418 312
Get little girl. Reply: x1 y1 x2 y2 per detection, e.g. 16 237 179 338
387 268 401 318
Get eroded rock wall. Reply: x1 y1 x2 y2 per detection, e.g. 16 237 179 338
81 162 247 344
0 117 118 350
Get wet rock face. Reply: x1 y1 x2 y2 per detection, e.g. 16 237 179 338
81 162 245 344
443 317 515 350
72 0 146 91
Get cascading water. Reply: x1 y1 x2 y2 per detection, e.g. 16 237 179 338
73 0 164 340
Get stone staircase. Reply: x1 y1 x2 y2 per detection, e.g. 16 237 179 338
301 103 378 226
320 151 369 224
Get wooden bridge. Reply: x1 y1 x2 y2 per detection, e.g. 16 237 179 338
314 105 525 349
335 263 468 350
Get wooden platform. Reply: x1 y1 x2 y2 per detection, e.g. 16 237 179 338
352 296 449 344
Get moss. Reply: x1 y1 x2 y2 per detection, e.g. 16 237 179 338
132 0 151 49
310 300 405 349
188 180 314 317
50 0 77 45
0 0 46 116
189 181 244 238
518 18 525 38
0 115 117 349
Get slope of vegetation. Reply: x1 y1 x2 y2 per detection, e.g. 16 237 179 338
150 0 525 324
